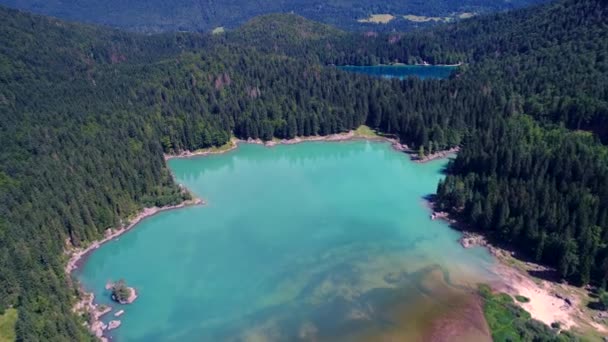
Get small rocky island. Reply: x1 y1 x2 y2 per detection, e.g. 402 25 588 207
107 279 138 304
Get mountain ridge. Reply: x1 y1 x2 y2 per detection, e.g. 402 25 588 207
1 0 608 340
0 0 548 33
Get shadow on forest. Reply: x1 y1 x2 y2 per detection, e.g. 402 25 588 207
587 301 604 311
527 269 561 282
423 194 436 202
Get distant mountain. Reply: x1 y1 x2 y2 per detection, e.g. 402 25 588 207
0 0 549 33
2 0 608 340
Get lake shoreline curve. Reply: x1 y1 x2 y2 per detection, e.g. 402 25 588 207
428 200 608 334
66 197 203 341
164 128 456 164
69 129 459 341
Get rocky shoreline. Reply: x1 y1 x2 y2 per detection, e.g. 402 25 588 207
66 197 203 274
67 197 203 341
69 131 458 341
412 146 460 163
72 290 112 341
163 128 456 164
165 131 371 160
428 202 608 333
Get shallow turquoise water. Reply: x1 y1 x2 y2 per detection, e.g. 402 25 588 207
338 65 456 80
77 141 496 341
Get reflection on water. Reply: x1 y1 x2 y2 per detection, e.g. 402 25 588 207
76 141 496 341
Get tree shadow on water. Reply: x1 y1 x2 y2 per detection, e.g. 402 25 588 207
423 194 436 202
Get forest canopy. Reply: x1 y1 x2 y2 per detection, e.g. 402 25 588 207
0 0 546 33
0 0 607 339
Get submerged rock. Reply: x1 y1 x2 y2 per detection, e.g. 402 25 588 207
97 305 111 317
107 320 121 330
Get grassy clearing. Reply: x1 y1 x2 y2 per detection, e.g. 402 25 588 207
478 284 580 341
0 308 17 342
353 125 380 138
403 12 475 23
193 138 236 154
211 27 225 34
497 252 608 340
403 14 445 23
357 14 395 24
458 12 476 19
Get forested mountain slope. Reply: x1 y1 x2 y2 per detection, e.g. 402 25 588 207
0 0 546 33
0 7 492 339
1 0 608 340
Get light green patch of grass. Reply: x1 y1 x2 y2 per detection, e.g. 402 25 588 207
357 14 395 24
515 295 530 303
354 125 379 138
478 284 583 341
403 12 475 23
0 308 17 342
211 27 225 34
458 12 476 19
193 139 236 154
403 14 445 23
479 284 527 341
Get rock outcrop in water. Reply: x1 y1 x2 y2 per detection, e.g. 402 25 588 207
108 320 122 330
108 279 138 304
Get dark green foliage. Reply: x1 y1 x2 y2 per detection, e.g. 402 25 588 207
0 0 607 340
599 291 608 310
110 280 131 303
436 117 608 285
418 0 608 287
0 6 474 340
0 0 546 33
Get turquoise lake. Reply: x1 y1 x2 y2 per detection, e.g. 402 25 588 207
338 65 456 80
77 141 497 341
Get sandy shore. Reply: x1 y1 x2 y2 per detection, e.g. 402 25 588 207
68 130 608 339
430 203 608 335
492 261 577 329
66 197 203 340
491 250 608 335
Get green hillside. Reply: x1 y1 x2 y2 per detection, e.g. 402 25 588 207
0 0 607 340
0 0 548 33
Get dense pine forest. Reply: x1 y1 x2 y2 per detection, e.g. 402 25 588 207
0 0 607 340
0 0 546 33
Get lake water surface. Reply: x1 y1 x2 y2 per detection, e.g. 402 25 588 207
77 141 497 341
338 65 456 80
